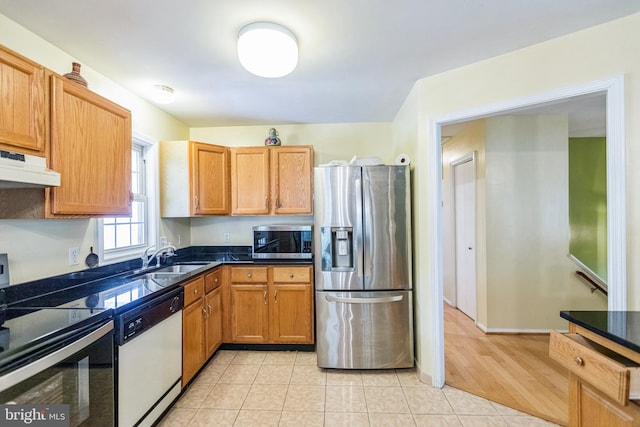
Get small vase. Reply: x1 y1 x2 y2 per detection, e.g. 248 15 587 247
63 62 88 87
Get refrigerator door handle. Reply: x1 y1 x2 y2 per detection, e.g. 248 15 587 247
325 295 404 304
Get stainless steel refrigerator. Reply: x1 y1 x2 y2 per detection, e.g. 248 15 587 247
314 164 413 369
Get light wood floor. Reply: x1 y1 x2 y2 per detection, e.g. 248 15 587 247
444 303 569 426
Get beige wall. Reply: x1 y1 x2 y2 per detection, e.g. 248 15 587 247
399 12 640 377
484 115 606 331
0 14 189 284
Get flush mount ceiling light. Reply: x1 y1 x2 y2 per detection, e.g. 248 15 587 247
237 22 298 78
149 85 175 104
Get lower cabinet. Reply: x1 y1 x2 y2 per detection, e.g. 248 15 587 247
570 376 640 426
182 268 223 387
228 265 314 344
550 327 640 426
181 263 313 387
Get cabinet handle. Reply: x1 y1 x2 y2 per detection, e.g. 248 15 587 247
194 195 199 210
214 278 219 283
247 272 252 278
276 196 281 208
289 273 294 278
208 304 212 315
194 288 198 295
202 306 208 319
573 356 584 366
264 197 269 209
263 290 267 305
274 290 278 304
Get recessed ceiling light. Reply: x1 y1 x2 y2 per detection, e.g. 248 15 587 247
237 22 298 78
149 85 175 104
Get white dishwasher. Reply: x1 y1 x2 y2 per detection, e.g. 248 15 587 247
116 286 184 427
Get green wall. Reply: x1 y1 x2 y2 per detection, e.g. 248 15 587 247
569 137 607 281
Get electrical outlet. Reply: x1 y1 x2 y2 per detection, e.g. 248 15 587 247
68 247 80 266
224 232 230 243
69 309 81 322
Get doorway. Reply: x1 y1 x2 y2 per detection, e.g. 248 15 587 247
428 76 626 388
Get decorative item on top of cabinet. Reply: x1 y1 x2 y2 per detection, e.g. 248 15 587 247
0 44 46 155
62 62 88 87
230 145 313 216
48 73 132 216
264 128 281 146
159 141 230 217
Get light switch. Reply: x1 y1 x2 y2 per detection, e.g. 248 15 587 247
0 254 9 288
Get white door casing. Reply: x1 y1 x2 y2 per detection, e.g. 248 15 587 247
427 75 626 388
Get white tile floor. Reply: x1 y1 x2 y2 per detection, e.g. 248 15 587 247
158 350 559 426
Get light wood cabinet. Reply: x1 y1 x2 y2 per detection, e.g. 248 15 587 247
0 45 46 155
229 267 269 343
160 140 230 217
182 269 224 387
182 276 206 387
228 265 314 344
550 325 640 426
48 74 132 216
270 266 314 343
204 269 223 358
230 146 313 215
270 146 314 215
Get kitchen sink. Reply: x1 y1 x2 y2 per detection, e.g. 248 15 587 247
139 272 183 280
154 263 207 274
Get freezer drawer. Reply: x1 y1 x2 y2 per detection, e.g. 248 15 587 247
316 290 414 369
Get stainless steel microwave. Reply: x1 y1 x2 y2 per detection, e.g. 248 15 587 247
252 225 313 260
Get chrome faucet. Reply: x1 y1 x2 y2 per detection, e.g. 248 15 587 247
141 245 177 269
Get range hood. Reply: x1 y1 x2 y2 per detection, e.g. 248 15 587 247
0 150 61 188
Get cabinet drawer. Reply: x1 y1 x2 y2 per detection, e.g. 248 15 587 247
231 267 268 283
549 330 640 405
272 266 312 283
183 276 205 306
205 268 222 293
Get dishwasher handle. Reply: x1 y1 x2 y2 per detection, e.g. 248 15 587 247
324 295 404 304
0 320 113 392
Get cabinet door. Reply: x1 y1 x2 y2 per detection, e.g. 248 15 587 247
0 46 46 154
230 283 269 343
570 374 640 427
191 142 230 215
230 147 270 215
49 75 131 216
182 298 205 387
271 146 314 215
271 266 313 344
205 287 223 358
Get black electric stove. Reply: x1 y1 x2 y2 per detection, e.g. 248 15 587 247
0 274 174 372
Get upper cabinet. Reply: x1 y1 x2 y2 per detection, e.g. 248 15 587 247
0 45 46 155
160 140 230 217
230 147 270 215
48 74 132 216
231 146 313 216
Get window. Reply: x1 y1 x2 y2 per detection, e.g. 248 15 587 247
99 137 156 262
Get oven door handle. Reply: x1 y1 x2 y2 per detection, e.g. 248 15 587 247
0 320 113 392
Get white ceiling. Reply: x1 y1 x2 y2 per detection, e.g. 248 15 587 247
0 1 638 127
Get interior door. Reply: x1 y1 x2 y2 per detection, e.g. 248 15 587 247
454 159 477 321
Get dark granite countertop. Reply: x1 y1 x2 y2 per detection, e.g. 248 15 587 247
560 311 640 354
3 245 312 309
